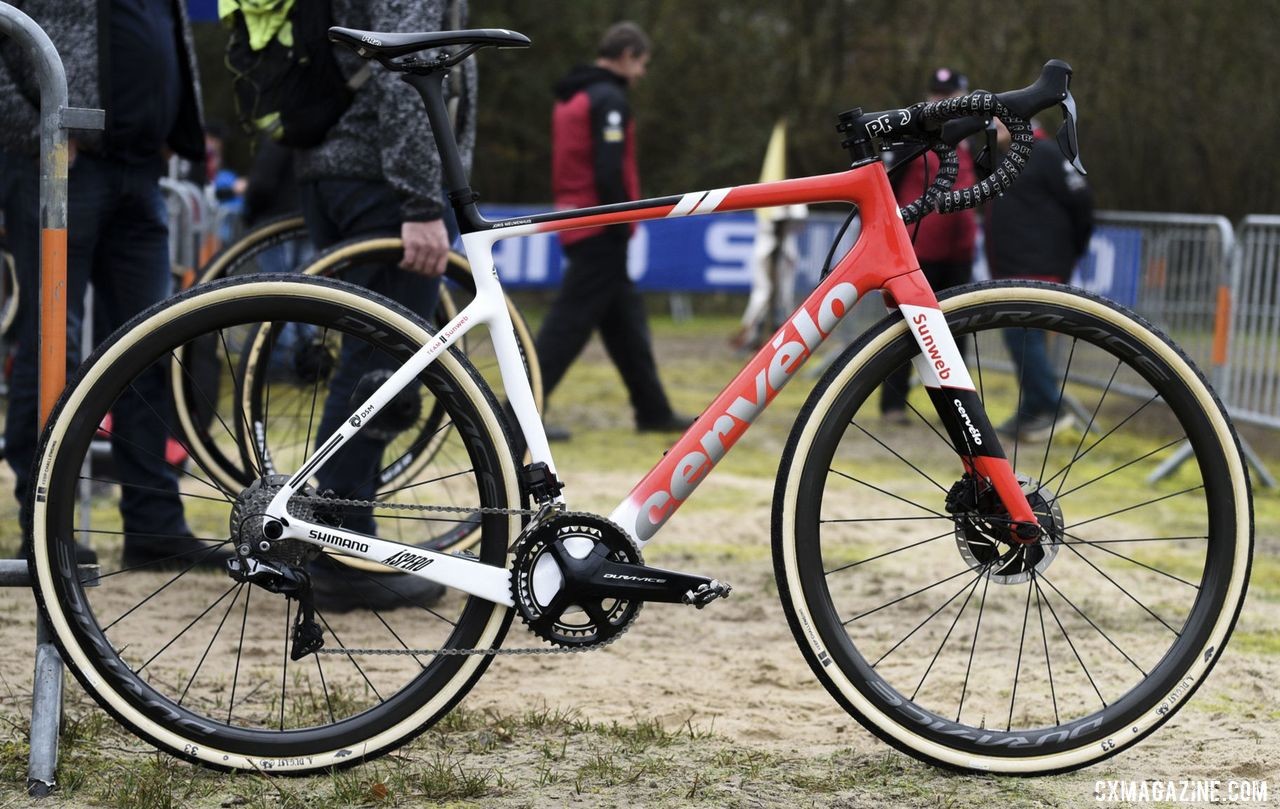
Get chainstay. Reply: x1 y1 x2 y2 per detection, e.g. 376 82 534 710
294 498 623 656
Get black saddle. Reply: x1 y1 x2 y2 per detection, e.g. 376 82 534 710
329 27 530 62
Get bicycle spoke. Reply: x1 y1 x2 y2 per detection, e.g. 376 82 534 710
1064 485 1205 532
1034 575 1108 709
850 420 948 493
1038 573 1149 675
1007 579 1034 731
313 610 384 703
820 515 950 524
843 567 976 625
179 584 244 706
911 566 988 700
314 653 336 725
1012 327 1028 472
280 599 291 731
1057 543 1182 635
1055 437 1185 500
137 581 241 673
825 529 952 576
95 424 229 500
872 565 990 667
1038 337 1077 484
829 468 949 519
1044 393 1160 492
228 585 252 725
302 327 330 458
1033 573 1060 725
217 328 265 476
102 541 234 631
903 396 957 453
956 567 993 722
78 476 229 504
1061 531 1201 589
169 349 250 493
1054 358 1122 496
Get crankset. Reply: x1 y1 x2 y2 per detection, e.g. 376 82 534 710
511 513 732 649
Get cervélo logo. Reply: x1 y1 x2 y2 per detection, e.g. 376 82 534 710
626 282 857 542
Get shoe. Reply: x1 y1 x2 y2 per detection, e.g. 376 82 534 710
880 408 911 426
636 412 696 433
503 401 572 446
995 411 1076 443
121 532 233 570
309 555 445 614
545 424 572 442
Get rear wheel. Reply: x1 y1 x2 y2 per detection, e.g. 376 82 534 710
774 282 1252 774
31 276 522 773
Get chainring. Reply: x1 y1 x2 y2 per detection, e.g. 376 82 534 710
510 512 643 649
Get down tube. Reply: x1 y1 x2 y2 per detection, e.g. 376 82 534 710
609 274 863 547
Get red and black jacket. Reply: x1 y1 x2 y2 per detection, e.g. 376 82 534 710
551 65 640 246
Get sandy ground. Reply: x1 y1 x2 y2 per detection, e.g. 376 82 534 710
0 322 1276 808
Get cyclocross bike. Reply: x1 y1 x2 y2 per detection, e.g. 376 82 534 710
27 28 1252 776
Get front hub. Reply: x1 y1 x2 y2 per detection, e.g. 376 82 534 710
949 474 1064 585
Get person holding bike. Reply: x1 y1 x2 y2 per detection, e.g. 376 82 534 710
293 0 477 610
534 21 691 440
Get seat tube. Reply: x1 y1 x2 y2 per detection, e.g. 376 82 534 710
881 271 1039 539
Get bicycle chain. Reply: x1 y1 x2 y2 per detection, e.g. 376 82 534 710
289 493 538 517
289 494 604 657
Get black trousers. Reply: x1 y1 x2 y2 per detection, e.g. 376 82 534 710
880 259 972 414
300 179 442 532
535 234 674 425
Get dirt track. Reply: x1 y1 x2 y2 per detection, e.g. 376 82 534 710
0 318 1276 807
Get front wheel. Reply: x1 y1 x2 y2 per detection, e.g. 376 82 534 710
774 282 1251 774
30 276 523 773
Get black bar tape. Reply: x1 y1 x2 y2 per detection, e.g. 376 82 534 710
917 91 1035 214
899 143 960 225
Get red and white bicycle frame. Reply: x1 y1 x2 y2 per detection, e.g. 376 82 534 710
264 160 1038 605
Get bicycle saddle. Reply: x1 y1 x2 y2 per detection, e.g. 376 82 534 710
329 27 531 61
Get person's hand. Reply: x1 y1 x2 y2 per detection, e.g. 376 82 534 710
400 219 450 277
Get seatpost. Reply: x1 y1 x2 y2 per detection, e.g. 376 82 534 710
401 71 486 233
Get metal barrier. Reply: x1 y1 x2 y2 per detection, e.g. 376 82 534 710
0 2 104 797
1224 215 1280 430
1094 212 1235 391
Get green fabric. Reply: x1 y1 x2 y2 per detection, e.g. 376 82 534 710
218 0 296 51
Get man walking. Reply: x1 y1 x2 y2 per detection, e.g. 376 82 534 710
534 22 689 439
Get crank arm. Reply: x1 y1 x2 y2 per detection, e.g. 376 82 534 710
566 548 732 607
276 516 514 606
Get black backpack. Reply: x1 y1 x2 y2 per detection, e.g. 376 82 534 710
223 0 370 148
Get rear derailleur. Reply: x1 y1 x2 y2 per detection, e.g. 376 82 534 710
227 555 325 660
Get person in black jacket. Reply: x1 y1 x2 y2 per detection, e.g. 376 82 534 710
985 118 1094 442
533 22 690 440
0 0 209 566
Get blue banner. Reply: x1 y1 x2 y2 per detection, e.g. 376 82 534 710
1071 225 1143 308
484 205 1142 309
188 0 219 22
483 205 767 292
